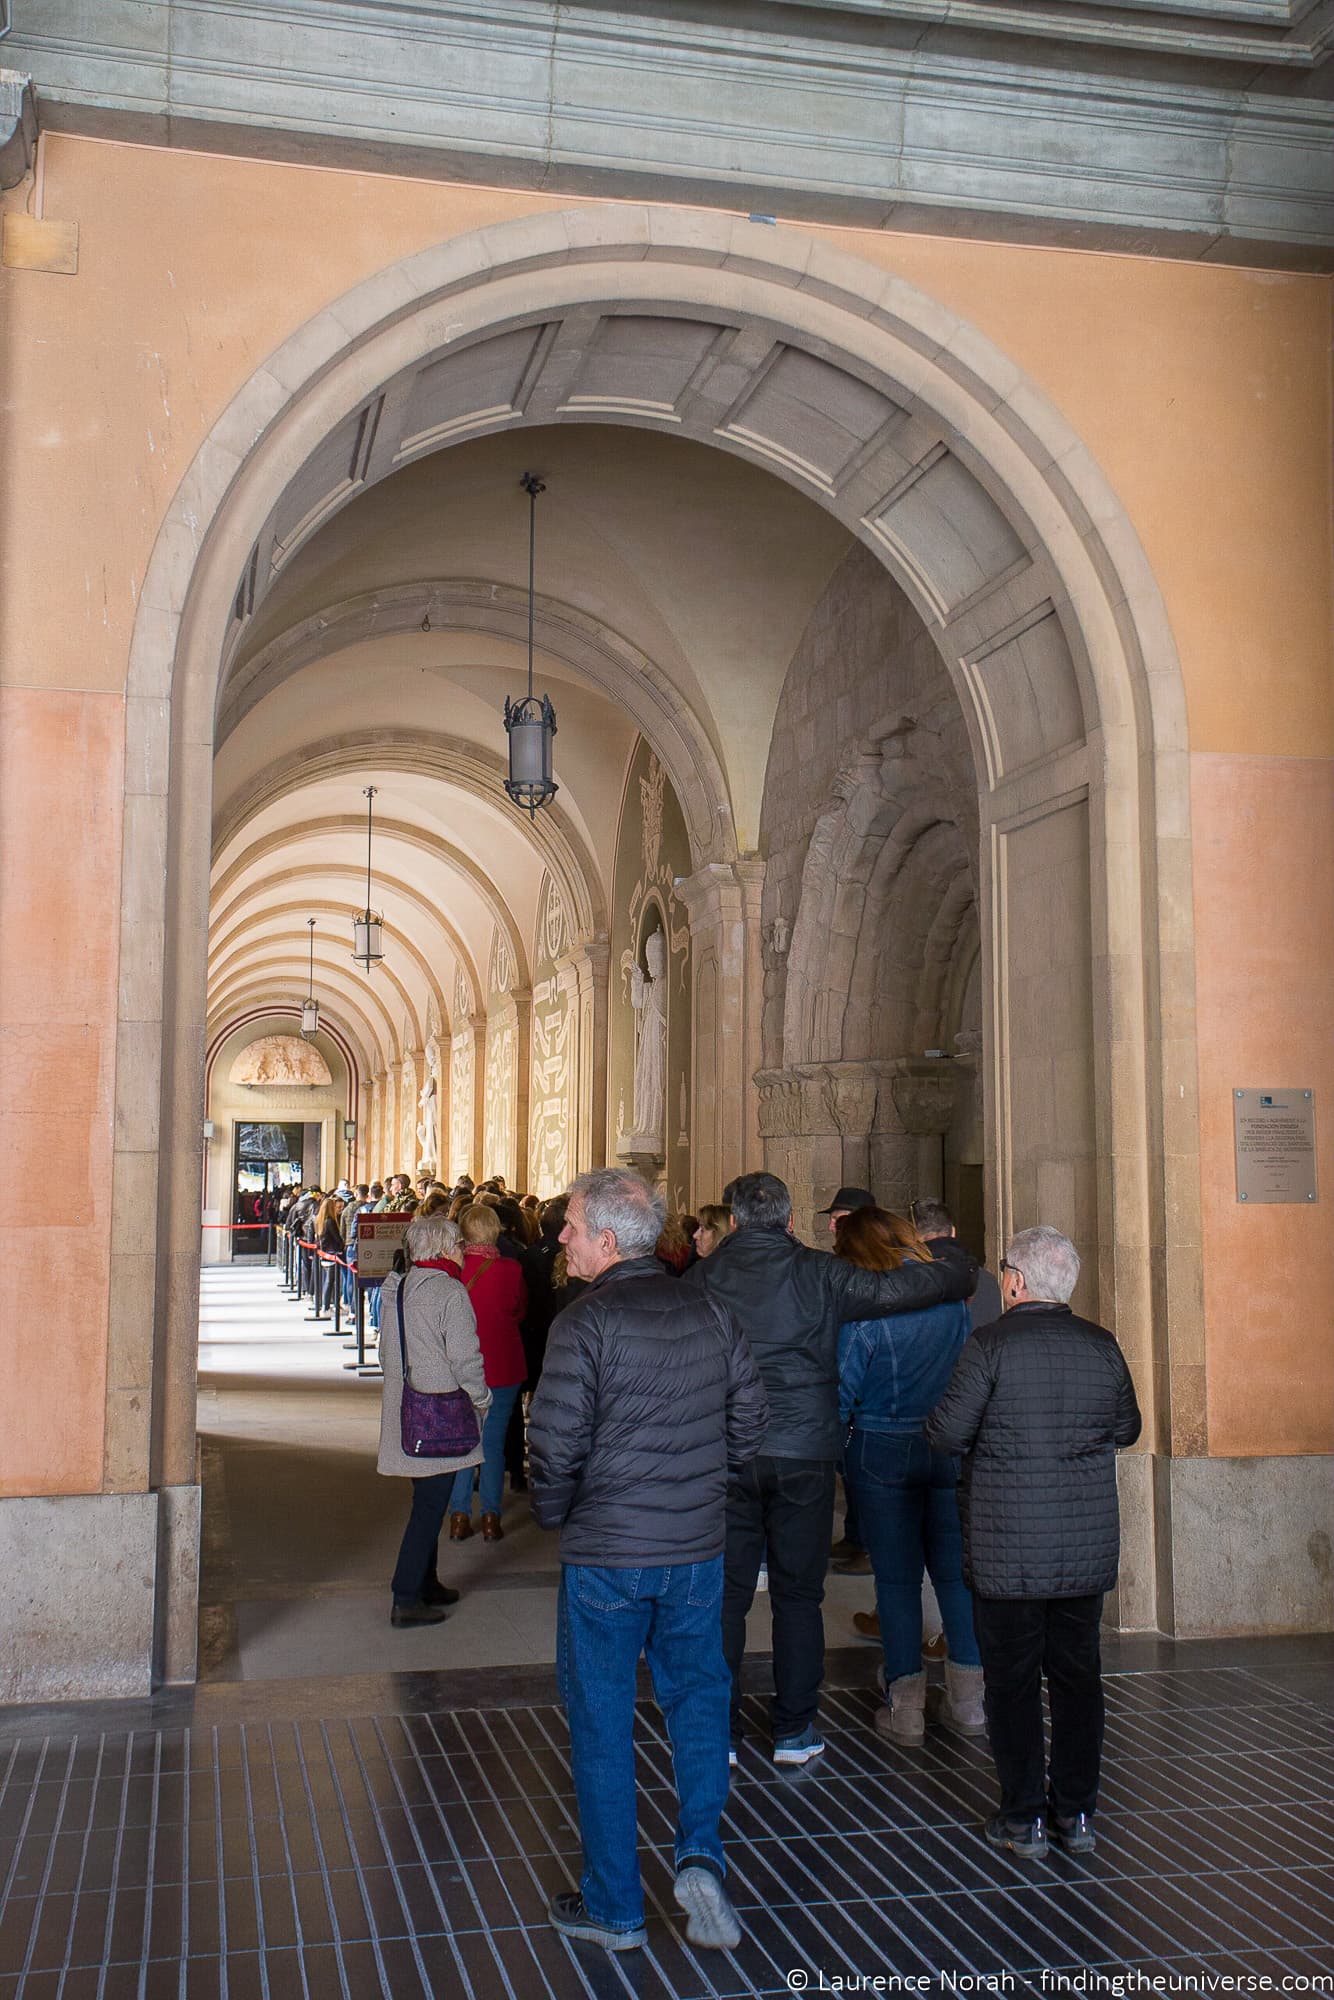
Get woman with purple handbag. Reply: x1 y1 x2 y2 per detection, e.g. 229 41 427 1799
377 1211 492 1627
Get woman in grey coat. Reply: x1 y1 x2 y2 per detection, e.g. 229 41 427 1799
379 1211 492 1626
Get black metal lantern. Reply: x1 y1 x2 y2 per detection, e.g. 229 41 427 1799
300 917 320 1037
504 472 558 817
352 785 386 970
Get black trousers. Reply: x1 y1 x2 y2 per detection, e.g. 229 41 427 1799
972 1592 1105 1820
391 1474 453 1605
721 1455 836 1741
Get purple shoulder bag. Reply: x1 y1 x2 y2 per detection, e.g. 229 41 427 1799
397 1270 482 1459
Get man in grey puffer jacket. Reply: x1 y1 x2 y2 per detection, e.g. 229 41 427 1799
528 1169 767 1958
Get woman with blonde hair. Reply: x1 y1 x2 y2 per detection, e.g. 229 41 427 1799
448 1202 528 1541
835 1206 981 1745
378 1211 489 1625
692 1204 733 1260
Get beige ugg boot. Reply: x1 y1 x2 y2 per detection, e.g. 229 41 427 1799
874 1671 927 1745
933 1660 987 1736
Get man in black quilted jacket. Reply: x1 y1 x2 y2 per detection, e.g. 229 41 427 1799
684 1170 976 1766
528 1169 768 1957
926 1224 1141 1861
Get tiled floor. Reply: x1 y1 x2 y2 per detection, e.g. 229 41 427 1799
2 1648 1333 1998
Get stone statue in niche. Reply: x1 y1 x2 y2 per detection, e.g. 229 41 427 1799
626 928 667 1158
416 1034 441 1173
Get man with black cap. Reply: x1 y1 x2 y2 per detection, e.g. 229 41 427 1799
819 1187 877 1573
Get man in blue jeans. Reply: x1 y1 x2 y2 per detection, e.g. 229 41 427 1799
527 1169 768 1954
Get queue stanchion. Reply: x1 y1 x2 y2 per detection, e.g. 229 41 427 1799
307 1245 330 1322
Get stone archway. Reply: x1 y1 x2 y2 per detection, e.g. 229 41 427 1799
120 205 1197 1670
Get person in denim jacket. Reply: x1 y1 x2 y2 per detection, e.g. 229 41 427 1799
836 1207 983 1745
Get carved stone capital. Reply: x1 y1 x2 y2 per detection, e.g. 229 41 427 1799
883 1057 961 1138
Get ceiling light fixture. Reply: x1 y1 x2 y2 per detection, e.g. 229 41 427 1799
301 916 320 1036
352 785 386 971
503 471 558 817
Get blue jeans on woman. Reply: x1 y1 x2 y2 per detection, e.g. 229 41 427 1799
448 1383 521 1517
846 1427 980 1683
557 1558 731 1932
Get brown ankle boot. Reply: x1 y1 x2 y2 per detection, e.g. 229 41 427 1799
481 1511 504 1542
449 1512 473 1541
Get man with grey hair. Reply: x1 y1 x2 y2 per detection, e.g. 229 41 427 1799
926 1224 1141 1861
528 1169 768 1956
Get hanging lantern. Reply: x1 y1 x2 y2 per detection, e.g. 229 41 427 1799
352 785 386 970
503 472 559 818
300 917 320 1037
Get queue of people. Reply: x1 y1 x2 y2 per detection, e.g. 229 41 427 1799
277 1161 1141 1956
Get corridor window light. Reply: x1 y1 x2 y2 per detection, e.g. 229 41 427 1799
352 784 386 970
301 916 320 1037
503 472 559 818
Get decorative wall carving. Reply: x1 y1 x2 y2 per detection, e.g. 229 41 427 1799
528 874 577 1197
449 1032 473 1181
453 964 474 1023
488 926 513 1000
484 1014 516 1184
228 1035 332 1087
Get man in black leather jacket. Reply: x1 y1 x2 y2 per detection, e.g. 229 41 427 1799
684 1170 975 1765
528 1169 767 1956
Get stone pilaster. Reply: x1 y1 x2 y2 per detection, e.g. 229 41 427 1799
511 987 532 1192
674 862 765 1205
468 1012 487 1180
568 936 609 1173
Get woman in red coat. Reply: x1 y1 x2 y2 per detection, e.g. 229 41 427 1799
448 1203 528 1542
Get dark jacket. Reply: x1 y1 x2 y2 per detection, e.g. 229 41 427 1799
527 1254 768 1566
683 1226 975 1461
925 1301 1142 1600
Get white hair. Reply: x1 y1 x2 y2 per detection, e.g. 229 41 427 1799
1005 1225 1080 1304
406 1212 462 1263
571 1169 665 1258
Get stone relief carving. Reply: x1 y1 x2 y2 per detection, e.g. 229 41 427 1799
228 1035 332 1087
399 1054 418 1171
449 1031 473 1180
483 1015 516 1182
488 925 513 999
529 975 574 1198
540 873 571 968
453 964 473 1024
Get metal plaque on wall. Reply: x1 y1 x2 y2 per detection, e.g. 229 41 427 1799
1233 1089 1317 1204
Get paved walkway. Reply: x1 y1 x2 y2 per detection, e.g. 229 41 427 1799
196 1264 873 1683
1 1642 1331 1997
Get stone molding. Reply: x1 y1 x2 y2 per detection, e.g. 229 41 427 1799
4 6 1332 263
755 1055 959 1141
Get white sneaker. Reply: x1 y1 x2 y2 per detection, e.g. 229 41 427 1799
674 1866 742 1951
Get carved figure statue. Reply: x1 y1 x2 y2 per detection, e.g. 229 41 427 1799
630 928 667 1151
416 1036 440 1170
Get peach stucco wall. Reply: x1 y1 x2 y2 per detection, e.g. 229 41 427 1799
1191 755 1334 1456
0 689 122 1495
1 135 1331 1489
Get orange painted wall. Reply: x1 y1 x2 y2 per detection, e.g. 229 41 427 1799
1 136 1330 1486
1191 755 1334 1456
0 690 122 1495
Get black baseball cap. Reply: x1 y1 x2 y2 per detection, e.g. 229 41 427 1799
818 1186 876 1216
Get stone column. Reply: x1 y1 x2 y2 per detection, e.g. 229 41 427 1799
675 862 765 1204
369 1071 385 1181
567 935 609 1174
